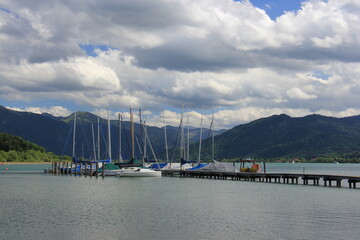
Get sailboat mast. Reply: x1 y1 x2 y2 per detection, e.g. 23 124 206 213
198 106 203 164
180 105 184 159
139 108 144 162
143 122 147 162
120 114 124 163
130 107 135 160
186 109 190 161
97 117 100 160
91 123 96 161
118 113 122 163
107 110 111 160
72 111 77 157
211 110 215 160
163 112 169 162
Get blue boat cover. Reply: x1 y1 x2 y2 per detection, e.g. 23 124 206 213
149 163 168 169
187 163 208 170
72 157 111 164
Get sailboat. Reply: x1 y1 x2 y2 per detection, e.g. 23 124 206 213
148 108 192 170
62 111 111 174
115 108 161 177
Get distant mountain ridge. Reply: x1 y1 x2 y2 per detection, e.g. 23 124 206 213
2 105 360 160
198 113 360 159
0 106 221 160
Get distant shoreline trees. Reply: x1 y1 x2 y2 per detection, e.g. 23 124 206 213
0 132 67 162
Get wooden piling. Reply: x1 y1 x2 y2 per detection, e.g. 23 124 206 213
90 163 93 178
102 163 106 178
85 162 88 177
70 162 73 175
95 162 99 178
66 162 69 175
263 162 266 174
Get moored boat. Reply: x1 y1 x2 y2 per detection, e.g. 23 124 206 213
115 167 161 177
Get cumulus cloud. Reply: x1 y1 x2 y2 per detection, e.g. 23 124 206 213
286 88 318 100
8 106 72 117
1 0 360 129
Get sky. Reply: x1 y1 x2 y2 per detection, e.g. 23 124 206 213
1 0 360 129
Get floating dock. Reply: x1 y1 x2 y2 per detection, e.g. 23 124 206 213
162 170 360 189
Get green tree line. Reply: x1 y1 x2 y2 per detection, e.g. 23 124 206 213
0 132 68 162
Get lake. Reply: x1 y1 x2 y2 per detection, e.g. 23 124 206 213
1 163 360 240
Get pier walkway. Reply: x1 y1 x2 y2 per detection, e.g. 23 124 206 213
162 170 360 189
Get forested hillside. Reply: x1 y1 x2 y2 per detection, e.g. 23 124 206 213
0 132 62 162
197 114 360 161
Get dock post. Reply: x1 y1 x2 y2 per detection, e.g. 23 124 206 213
84 162 88 177
79 163 82 177
95 162 99 178
70 162 73 175
263 162 266 174
90 163 93 178
51 162 54 174
56 162 59 175
66 162 69 175
337 180 341 187
102 163 106 178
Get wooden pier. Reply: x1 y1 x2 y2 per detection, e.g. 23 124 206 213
162 170 360 189
47 162 103 178
46 162 360 189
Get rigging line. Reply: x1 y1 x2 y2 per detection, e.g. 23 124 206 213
142 122 159 165
60 123 74 162
135 135 143 160
79 123 92 159
99 126 109 159
170 118 183 162
121 119 132 159
139 108 144 158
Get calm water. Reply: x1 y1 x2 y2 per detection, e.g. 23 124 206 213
1 163 360 240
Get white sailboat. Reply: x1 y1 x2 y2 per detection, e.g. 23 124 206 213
115 167 161 177
115 107 161 177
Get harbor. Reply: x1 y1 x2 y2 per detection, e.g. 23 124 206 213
46 161 360 188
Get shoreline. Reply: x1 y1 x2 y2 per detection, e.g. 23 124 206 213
0 162 51 165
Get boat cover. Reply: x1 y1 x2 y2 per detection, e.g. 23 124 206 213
190 160 236 172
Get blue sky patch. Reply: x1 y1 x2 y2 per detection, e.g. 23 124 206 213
0 6 20 18
247 0 303 20
79 44 115 57
313 70 330 80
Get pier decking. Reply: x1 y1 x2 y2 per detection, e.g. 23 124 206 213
162 170 360 189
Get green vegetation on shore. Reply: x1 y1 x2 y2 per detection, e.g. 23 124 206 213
0 133 67 162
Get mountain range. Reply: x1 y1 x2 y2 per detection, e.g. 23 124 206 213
1 105 360 160
0 105 222 160
198 113 360 160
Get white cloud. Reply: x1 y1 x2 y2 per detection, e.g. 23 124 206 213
286 88 318 100
7 106 72 117
1 0 360 129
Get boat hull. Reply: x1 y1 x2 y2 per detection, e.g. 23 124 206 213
115 168 161 177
